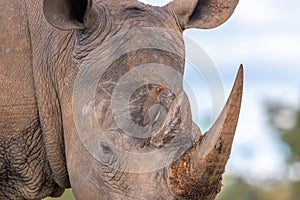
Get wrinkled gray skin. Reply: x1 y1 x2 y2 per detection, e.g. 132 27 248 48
0 0 242 199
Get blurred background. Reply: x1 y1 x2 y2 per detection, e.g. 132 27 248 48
45 0 300 199
182 0 300 199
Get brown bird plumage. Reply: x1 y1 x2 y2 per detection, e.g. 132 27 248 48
140 86 165 147
142 86 165 126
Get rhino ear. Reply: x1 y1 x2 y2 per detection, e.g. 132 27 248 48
43 0 95 30
165 0 239 30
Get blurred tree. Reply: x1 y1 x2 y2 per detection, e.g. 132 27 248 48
267 103 300 163
216 177 261 200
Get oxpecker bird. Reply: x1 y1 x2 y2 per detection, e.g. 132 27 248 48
142 86 165 126
140 86 165 147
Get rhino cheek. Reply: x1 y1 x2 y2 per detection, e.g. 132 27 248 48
64 129 127 199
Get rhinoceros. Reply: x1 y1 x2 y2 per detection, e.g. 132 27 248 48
0 0 243 199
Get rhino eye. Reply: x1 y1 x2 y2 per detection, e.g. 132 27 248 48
101 142 112 154
125 7 145 14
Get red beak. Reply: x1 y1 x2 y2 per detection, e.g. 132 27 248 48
159 86 165 91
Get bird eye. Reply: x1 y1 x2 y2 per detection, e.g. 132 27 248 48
156 86 165 92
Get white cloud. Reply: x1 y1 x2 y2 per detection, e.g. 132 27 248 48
193 34 300 75
138 0 170 6
236 0 300 26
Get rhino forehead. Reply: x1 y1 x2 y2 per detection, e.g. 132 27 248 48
103 0 179 29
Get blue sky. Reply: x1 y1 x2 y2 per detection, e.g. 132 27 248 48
140 0 300 185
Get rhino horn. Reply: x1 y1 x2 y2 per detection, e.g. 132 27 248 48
166 65 243 199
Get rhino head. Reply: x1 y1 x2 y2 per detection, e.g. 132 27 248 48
43 0 242 199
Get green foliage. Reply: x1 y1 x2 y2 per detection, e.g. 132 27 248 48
281 111 300 162
217 177 261 200
267 103 300 163
217 177 300 200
